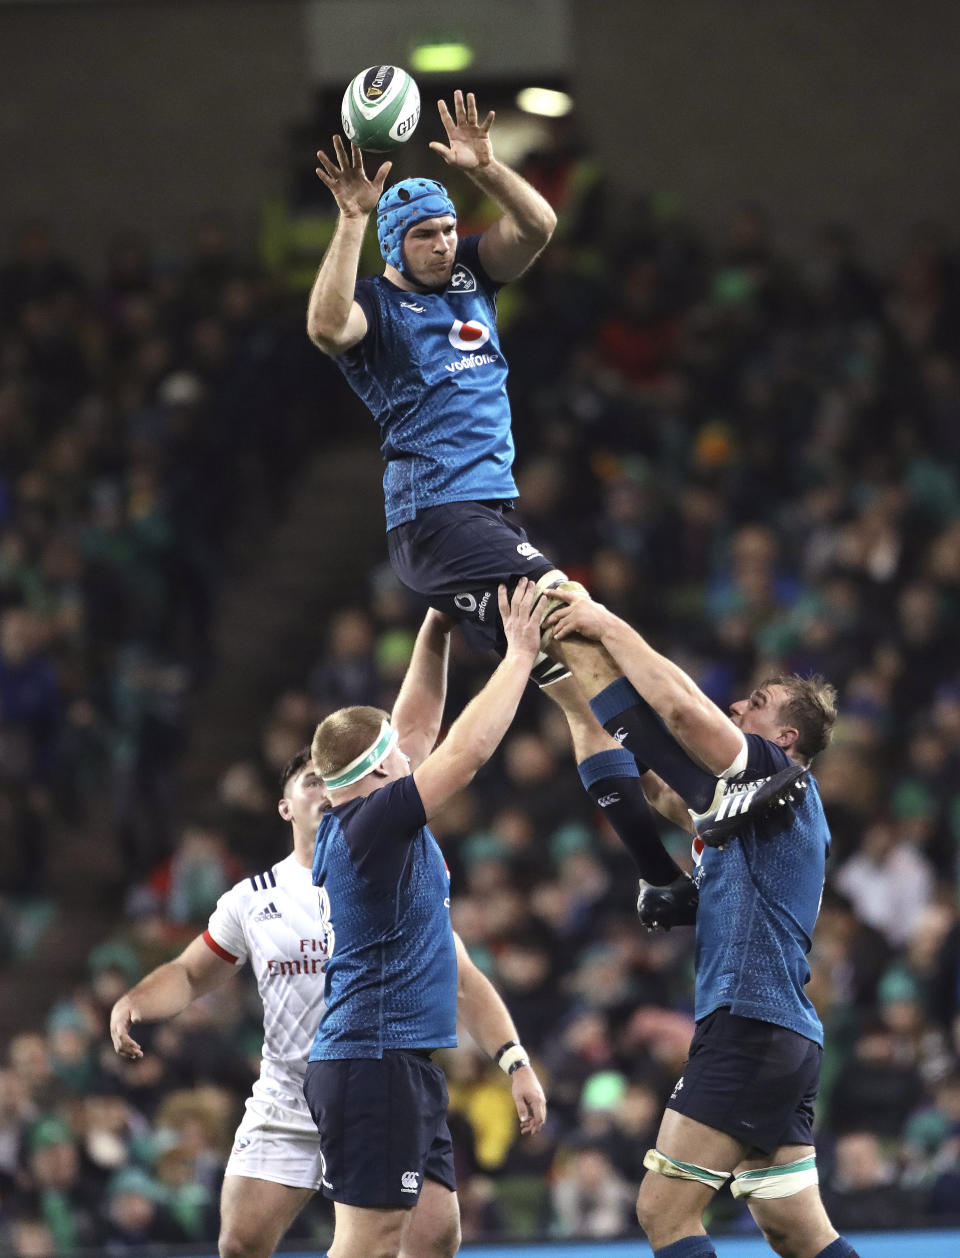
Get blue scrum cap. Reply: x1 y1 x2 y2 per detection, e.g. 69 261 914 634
376 178 456 273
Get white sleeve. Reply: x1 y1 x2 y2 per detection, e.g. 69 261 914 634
204 884 248 966
719 732 749 779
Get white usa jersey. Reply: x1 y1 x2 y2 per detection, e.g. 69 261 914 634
205 853 328 1118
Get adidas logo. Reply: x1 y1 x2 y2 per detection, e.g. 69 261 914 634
253 901 282 922
713 778 768 821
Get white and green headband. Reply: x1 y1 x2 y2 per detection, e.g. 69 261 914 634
322 718 398 791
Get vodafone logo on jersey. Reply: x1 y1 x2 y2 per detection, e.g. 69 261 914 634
448 319 491 350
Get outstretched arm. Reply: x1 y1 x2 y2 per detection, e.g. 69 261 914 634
454 933 547 1135
430 90 556 283
109 935 236 1060
547 593 746 776
391 609 454 770
306 137 391 355
413 581 542 816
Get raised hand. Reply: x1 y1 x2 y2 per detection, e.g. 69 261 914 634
429 90 495 170
315 136 392 217
541 585 609 643
499 578 544 664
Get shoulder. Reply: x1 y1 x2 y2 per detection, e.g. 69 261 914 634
340 776 425 824
451 236 499 294
218 862 282 910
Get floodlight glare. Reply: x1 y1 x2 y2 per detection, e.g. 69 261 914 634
410 43 474 73
516 87 573 118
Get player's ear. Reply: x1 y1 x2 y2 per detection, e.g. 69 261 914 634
278 798 293 822
778 725 800 751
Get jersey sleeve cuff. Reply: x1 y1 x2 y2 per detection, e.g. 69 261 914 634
202 929 239 964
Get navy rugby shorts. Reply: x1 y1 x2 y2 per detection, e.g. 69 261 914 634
303 1051 456 1208
666 1007 821 1154
387 501 559 652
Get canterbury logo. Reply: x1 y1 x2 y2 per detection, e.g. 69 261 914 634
401 1170 419 1192
613 727 629 744
597 793 620 807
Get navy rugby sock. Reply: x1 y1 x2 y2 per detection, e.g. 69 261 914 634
577 748 683 886
815 1240 859 1258
653 1237 717 1258
590 678 720 814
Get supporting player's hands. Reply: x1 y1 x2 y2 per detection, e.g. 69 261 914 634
315 136 392 217
512 1063 548 1136
542 585 611 643
430 90 494 170
500 579 544 666
110 998 144 1060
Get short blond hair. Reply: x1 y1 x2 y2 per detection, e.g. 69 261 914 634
760 674 838 763
311 705 390 781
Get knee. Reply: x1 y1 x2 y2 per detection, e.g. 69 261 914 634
756 1223 795 1258
635 1178 705 1250
635 1180 662 1239
400 1215 461 1258
431 1216 461 1258
218 1227 260 1258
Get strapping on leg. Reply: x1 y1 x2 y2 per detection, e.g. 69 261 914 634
730 1155 818 1200
642 1148 731 1192
533 571 589 646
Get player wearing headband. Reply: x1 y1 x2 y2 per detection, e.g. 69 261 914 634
304 581 546 1258
110 607 546 1258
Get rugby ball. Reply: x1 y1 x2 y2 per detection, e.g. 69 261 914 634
341 65 420 152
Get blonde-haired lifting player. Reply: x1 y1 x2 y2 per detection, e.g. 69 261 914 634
111 599 546 1258
301 581 546 1258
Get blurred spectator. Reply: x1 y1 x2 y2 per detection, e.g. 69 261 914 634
829 1019 926 1137
98 1165 187 1252
820 1132 921 1230
833 818 934 947
551 1141 638 1238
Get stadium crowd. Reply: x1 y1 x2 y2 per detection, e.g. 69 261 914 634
1 143 960 1252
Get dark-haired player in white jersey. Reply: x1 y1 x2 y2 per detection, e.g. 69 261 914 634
545 588 861 1258
110 608 546 1258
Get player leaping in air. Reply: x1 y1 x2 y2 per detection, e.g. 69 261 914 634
306 87 799 912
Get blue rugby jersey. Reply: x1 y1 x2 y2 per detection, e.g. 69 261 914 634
335 236 518 528
692 736 829 1045
308 774 458 1059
